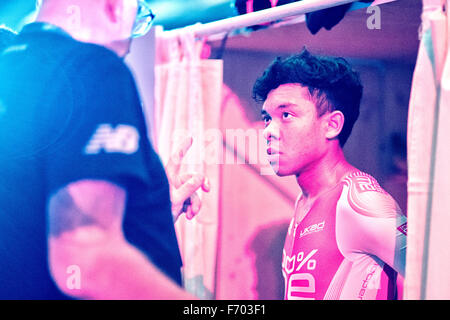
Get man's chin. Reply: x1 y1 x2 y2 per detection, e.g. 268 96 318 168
269 163 291 177
274 170 290 177
108 39 132 58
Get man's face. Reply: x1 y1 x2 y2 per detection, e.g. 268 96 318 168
104 0 139 57
117 0 154 57
261 83 328 177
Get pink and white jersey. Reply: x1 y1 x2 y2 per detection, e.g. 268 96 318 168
282 171 407 300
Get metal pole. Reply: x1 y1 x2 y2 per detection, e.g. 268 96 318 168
163 0 359 38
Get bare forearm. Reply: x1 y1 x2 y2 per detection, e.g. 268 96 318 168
47 181 194 300
49 237 194 300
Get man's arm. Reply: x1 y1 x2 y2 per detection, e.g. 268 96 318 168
340 174 407 277
47 179 194 300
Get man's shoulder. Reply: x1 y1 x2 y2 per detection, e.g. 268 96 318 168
341 171 402 218
55 37 129 77
10 27 127 76
71 40 126 70
343 171 386 195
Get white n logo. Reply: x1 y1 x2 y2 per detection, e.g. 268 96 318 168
84 124 140 155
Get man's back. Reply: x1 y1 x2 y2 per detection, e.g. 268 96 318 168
0 23 182 299
0 24 75 299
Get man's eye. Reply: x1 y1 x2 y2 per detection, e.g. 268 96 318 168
262 115 271 125
282 112 292 120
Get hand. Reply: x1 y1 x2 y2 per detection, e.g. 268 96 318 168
165 137 210 222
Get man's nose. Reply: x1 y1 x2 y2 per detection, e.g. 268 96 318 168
263 121 279 143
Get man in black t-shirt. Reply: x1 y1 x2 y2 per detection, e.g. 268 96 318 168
0 0 207 299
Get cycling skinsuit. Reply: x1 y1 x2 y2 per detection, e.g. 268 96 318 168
282 171 407 300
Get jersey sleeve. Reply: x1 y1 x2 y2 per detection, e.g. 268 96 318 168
42 45 159 194
336 173 407 277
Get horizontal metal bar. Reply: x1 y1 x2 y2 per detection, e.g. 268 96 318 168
163 0 358 37
161 0 396 39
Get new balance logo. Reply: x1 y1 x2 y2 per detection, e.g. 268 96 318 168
84 124 139 155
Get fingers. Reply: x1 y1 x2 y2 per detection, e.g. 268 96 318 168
173 174 210 221
181 198 191 213
165 137 212 221
185 192 202 220
172 193 200 222
179 173 210 189
165 136 193 186
179 174 210 193
172 174 204 205
202 177 210 193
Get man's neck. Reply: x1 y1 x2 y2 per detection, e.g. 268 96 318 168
35 12 129 57
36 10 89 42
296 146 355 201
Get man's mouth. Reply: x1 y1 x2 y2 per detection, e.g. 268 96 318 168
266 148 281 164
267 147 279 155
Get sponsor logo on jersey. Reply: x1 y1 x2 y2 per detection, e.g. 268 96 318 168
397 222 407 235
282 249 318 275
358 263 382 300
299 221 325 238
84 124 140 155
355 176 385 193
346 172 387 194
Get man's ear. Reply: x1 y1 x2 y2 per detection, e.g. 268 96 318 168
325 110 345 140
104 0 122 23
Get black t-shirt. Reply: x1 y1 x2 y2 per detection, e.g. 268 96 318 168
0 23 182 299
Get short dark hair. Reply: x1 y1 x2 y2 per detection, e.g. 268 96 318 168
253 48 363 147
0 27 16 52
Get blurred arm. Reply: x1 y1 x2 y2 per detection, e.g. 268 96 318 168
47 179 194 300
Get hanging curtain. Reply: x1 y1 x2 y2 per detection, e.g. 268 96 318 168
153 27 223 299
405 0 450 299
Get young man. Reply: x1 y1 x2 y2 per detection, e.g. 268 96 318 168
253 49 407 300
0 0 207 299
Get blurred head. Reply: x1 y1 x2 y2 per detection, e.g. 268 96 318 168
0 27 17 52
253 49 363 176
37 0 154 57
